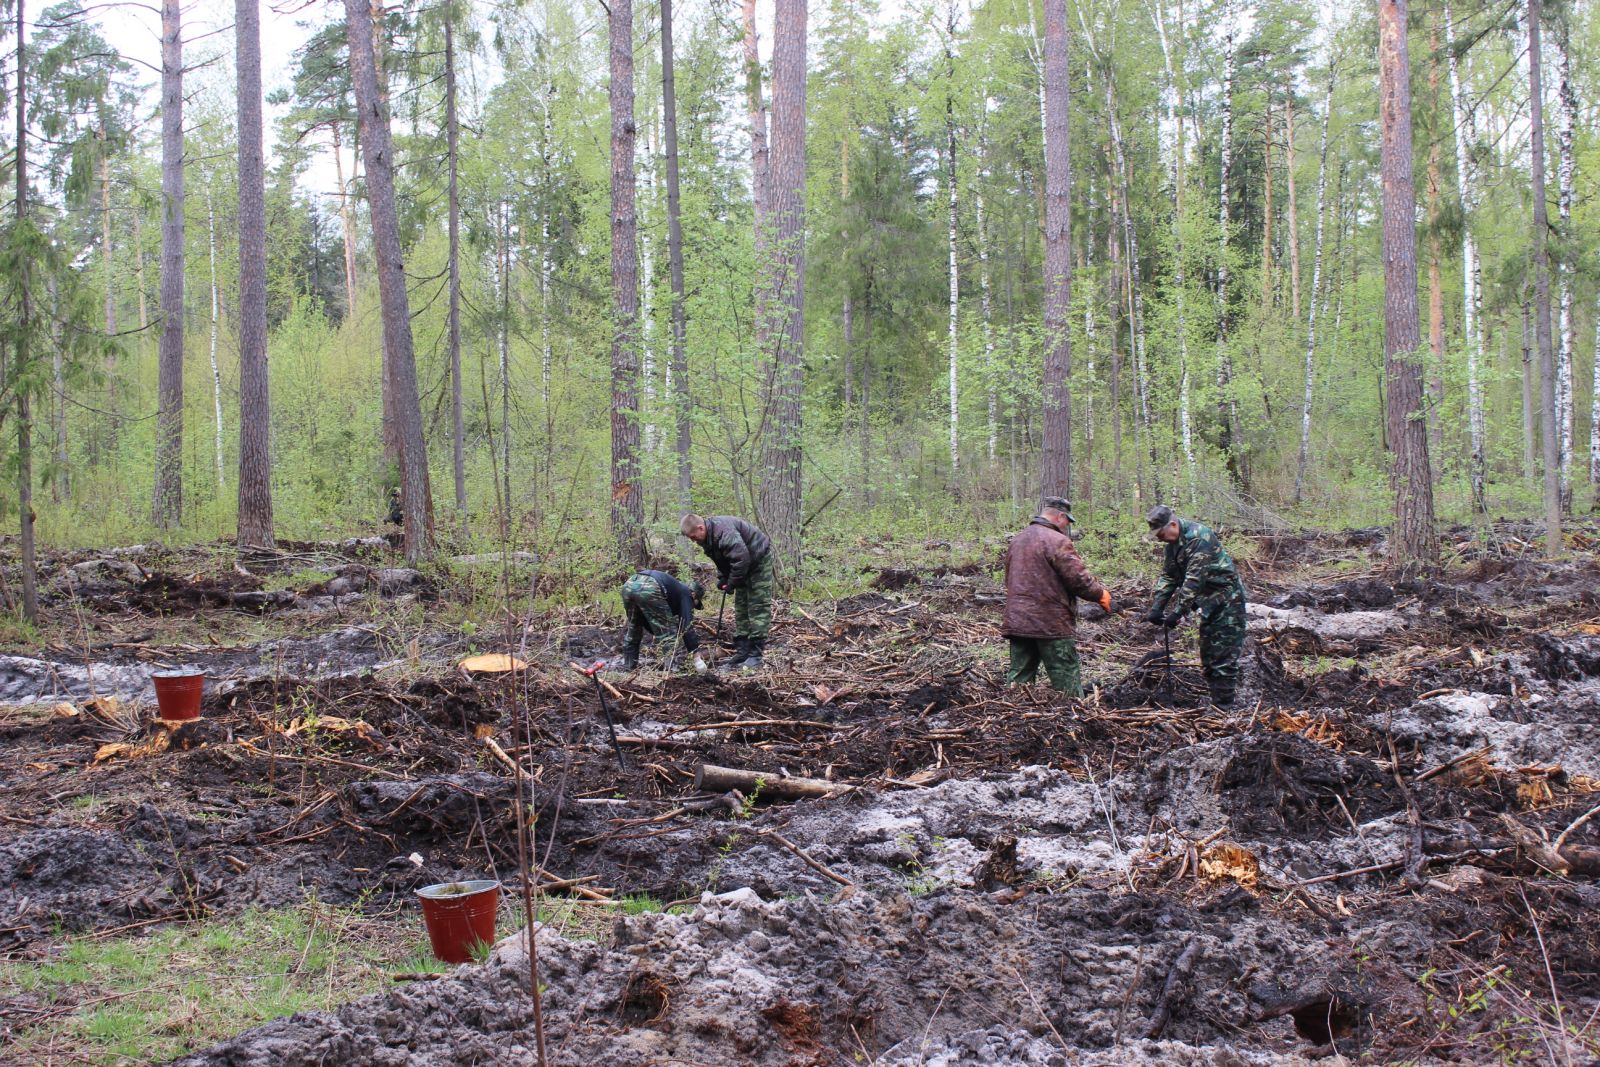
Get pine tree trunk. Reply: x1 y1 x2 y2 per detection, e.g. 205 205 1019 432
132 197 149 334
345 0 433 561
1444 0 1486 513
661 0 691 510
205 182 225 490
446 13 466 539
757 0 807 572
371 0 400 476
15 0 38 622
608 0 644 564
1377 0 1438 570
1527 0 1560 552
499 204 513 518
236 0 273 549
1294 67 1334 505
641 110 658 457
1038 0 1072 503
1552 12 1575 512
152 0 185 528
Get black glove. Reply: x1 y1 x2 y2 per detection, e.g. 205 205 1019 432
1161 611 1182 629
1142 606 1164 626
717 581 731 593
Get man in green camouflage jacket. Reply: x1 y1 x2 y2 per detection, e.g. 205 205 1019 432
1144 505 1248 707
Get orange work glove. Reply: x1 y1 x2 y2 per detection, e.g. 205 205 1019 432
1098 589 1113 613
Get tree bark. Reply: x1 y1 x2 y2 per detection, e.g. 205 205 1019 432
332 125 357 318
1039 0 1072 504
1260 96 1273 315
15 0 38 622
1522 302 1537 484
742 0 768 251
236 0 273 549
1285 96 1301 321
1294 66 1335 505
1425 20 1444 468
944 4 960 477
372 0 400 476
757 0 807 573
1552 12 1575 512
976 178 998 465
50 281 67 502
608 0 644 564
1153 0 1195 500
205 181 225 490
152 0 184 528
1214 9 1238 478
1443 0 1485 514
661 0 692 511
446 12 466 539
1377 0 1438 570
1527 0 1560 554
345 0 433 561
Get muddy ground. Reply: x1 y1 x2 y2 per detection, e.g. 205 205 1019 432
3 524 1600 1064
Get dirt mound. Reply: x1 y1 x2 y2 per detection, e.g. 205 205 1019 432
174 888 1396 1066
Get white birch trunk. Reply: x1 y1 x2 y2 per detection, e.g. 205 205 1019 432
1294 68 1334 504
1553 21 1575 510
945 84 959 475
976 179 997 462
206 183 225 490
1152 0 1195 498
1215 10 1238 461
1444 0 1486 511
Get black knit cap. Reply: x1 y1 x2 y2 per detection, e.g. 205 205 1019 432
1146 504 1175 530
1041 497 1075 523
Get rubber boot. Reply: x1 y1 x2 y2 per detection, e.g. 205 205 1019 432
739 638 766 671
722 638 751 670
1208 684 1235 709
617 644 640 671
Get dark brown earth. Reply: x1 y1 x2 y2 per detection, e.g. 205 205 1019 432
3 524 1600 1064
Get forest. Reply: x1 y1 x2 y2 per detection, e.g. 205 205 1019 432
0 0 1595 582
2 0 1600 1062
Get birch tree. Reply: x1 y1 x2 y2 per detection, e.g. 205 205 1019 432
1443 0 1485 514
1294 63 1335 504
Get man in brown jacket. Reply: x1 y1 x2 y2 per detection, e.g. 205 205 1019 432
1003 497 1113 695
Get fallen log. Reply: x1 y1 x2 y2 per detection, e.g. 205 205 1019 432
693 763 850 800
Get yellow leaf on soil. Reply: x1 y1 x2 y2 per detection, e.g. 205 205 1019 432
459 653 527 674
1199 842 1259 888
93 731 171 764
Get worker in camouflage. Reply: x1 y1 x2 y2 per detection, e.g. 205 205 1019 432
681 513 773 670
618 569 708 673
1144 505 1248 708
385 488 403 527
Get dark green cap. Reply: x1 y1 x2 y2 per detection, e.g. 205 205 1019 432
1146 505 1175 530
1042 497 1075 523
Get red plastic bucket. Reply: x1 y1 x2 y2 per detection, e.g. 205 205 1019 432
416 880 500 964
152 670 205 722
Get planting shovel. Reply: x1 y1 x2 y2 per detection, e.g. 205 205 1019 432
572 660 628 770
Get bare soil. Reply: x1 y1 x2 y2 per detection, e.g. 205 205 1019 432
4 525 1600 1065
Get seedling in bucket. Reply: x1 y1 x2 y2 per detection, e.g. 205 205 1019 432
416 879 501 964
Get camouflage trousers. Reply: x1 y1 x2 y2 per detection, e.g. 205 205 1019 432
622 574 688 663
1198 582 1248 704
1007 637 1083 696
733 555 775 640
